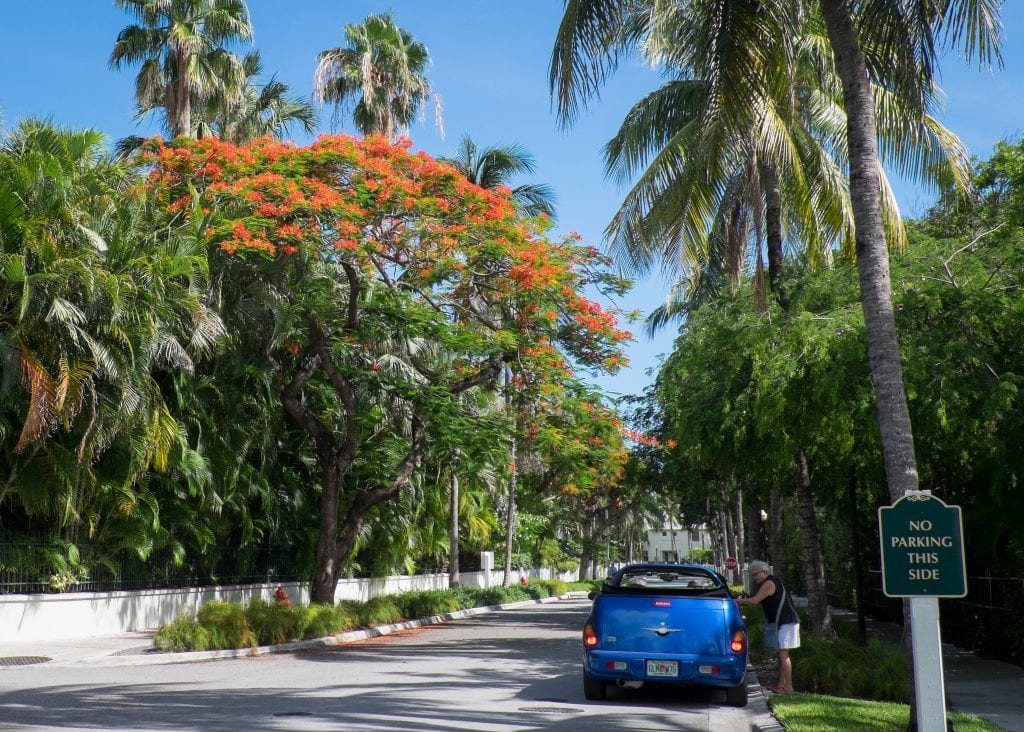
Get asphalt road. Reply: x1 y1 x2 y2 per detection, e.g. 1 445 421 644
0 598 753 731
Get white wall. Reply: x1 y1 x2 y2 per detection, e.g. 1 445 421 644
0 566 580 642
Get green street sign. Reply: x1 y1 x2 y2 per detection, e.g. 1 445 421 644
879 492 967 598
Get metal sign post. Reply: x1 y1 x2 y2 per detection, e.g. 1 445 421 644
878 490 967 732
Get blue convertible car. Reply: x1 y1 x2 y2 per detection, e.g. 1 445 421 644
582 563 748 707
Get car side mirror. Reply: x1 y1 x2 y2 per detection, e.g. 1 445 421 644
587 590 598 601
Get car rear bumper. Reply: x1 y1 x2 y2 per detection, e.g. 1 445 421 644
584 650 746 687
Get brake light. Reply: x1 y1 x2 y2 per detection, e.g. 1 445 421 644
730 630 746 653
654 600 671 607
583 623 598 648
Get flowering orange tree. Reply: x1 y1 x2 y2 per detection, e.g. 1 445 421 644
515 382 633 574
144 134 628 601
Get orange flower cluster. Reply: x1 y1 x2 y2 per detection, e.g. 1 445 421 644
621 429 678 450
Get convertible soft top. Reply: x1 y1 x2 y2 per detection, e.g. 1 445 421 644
602 563 733 597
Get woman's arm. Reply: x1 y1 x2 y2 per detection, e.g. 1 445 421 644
736 579 775 606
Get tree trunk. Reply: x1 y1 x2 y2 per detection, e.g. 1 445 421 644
174 49 192 138
735 490 746 567
762 163 787 308
724 200 749 290
310 458 342 603
502 452 517 587
818 0 919 502
716 509 727 567
819 0 920 707
745 495 764 562
724 505 737 582
668 507 678 561
769 485 787 584
793 449 836 639
449 453 460 588
580 545 594 582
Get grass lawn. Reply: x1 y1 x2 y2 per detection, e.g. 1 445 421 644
769 693 1007 731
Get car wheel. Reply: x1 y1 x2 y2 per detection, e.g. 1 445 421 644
583 671 607 701
725 681 747 707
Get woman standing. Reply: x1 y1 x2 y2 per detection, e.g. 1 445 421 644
736 560 800 694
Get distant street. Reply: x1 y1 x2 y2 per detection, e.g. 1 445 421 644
0 599 753 731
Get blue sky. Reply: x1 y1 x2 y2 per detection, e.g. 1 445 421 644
2 2 1023 400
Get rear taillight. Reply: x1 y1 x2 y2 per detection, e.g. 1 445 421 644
583 623 598 648
730 630 746 653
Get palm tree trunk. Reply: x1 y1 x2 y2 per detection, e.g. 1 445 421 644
818 0 919 503
502 454 516 587
448 453 460 588
724 201 749 289
818 0 920 705
762 163 787 309
794 448 836 639
174 49 192 138
769 485 788 584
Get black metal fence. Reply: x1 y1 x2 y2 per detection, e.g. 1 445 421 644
0 539 305 595
828 568 1024 666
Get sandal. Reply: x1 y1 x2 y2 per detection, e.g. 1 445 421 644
766 685 793 694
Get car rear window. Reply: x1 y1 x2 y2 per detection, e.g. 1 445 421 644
603 567 730 596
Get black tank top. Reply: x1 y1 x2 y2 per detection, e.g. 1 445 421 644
760 575 799 625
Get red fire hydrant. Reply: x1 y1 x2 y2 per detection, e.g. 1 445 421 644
520 575 529 587
274 585 293 606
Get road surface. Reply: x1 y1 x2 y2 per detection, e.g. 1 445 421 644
0 598 754 730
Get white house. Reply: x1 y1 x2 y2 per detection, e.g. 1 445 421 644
645 517 713 563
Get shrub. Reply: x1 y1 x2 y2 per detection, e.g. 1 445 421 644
794 635 908 702
522 582 547 599
357 596 403 627
246 599 302 646
449 586 481 610
472 586 531 605
744 606 909 703
330 601 361 632
396 590 461 619
154 616 211 652
542 579 569 596
299 603 347 639
196 600 256 650
566 580 602 593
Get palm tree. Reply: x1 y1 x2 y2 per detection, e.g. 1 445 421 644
195 51 317 143
110 0 254 138
550 0 974 640
314 13 441 139
441 136 557 219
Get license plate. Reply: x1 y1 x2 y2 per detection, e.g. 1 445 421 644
646 659 679 677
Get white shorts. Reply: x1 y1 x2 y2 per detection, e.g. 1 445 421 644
777 622 800 650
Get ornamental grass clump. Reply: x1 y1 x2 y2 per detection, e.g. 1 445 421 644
397 590 461 618
300 603 348 639
196 600 257 650
533 579 569 597
474 586 531 605
154 616 211 652
246 598 302 645
357 596 403 627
